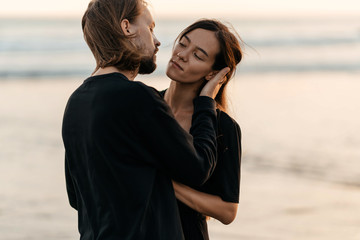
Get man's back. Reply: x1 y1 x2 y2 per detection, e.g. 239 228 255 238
62 73 217 239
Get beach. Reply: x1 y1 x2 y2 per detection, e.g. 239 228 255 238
0 73 359 239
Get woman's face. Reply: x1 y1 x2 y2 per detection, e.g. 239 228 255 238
166 28 220 84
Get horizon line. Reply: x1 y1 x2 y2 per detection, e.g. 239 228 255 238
1 11 360 20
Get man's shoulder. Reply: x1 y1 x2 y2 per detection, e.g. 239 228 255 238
133 80 162 97
130 80 165 105
85 73 162 102
108 79 166 113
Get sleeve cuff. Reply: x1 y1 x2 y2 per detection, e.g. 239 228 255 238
193 96 216 113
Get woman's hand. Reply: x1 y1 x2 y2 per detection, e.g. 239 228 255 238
200 67 230 99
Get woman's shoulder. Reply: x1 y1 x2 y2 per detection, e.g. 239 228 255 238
216 109 241 133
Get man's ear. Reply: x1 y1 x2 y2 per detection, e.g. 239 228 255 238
205 71 218 81
120 19 133 36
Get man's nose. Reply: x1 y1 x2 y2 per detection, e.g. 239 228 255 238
153 34 161 47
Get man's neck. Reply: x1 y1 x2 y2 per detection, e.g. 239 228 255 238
92 66 138 80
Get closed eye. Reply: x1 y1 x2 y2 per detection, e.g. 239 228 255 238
149 22 155 33
194 52 203 60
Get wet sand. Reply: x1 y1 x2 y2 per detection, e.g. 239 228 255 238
0 72 359 239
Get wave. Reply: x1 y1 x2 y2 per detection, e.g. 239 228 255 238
1 63 359 79
1 16 359 79
1 35 359 53
238 63 360 73
0 69 91 79
246 36 360 47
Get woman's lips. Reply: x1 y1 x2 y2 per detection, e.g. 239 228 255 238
170 60 184 71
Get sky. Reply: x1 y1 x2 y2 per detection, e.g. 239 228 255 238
0 0 359 18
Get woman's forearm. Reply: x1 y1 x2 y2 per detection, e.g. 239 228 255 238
172 181 238 225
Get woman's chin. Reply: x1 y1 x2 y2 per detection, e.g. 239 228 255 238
165 68 171 79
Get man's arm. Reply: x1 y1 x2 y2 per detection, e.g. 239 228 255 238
132 68 230 186
133 94 217 186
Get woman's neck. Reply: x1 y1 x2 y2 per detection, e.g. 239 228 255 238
164 80 203 114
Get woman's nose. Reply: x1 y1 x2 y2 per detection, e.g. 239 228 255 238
177 51 187 62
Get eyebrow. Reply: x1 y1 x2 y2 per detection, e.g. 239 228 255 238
183 35 209 57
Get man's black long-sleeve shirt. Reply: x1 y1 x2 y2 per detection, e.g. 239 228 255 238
62 73 217 240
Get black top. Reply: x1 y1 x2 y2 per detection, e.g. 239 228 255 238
62 72 219 240
160 90 242 240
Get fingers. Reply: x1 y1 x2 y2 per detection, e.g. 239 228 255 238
199 67 230 98
214 67 230 83
219 76 227 85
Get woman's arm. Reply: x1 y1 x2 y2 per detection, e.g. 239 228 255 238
173 181 238 225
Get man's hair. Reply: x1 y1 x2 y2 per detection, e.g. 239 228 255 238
82 0 147 73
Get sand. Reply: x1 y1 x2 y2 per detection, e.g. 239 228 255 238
0 72 359 239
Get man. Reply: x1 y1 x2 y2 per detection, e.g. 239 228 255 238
62 0 229 239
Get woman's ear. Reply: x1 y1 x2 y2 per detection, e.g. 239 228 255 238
120 19 132 36
205 71 219 81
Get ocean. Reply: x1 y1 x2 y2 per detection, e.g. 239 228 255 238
1 15 360 79
1 15 360 240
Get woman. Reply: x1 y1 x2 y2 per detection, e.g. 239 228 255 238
161 19 243 239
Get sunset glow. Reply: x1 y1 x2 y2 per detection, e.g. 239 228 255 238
1 0 359 17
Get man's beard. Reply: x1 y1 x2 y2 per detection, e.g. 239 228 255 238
138 53 157 74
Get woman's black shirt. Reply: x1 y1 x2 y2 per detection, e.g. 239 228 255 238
160 90 242 240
